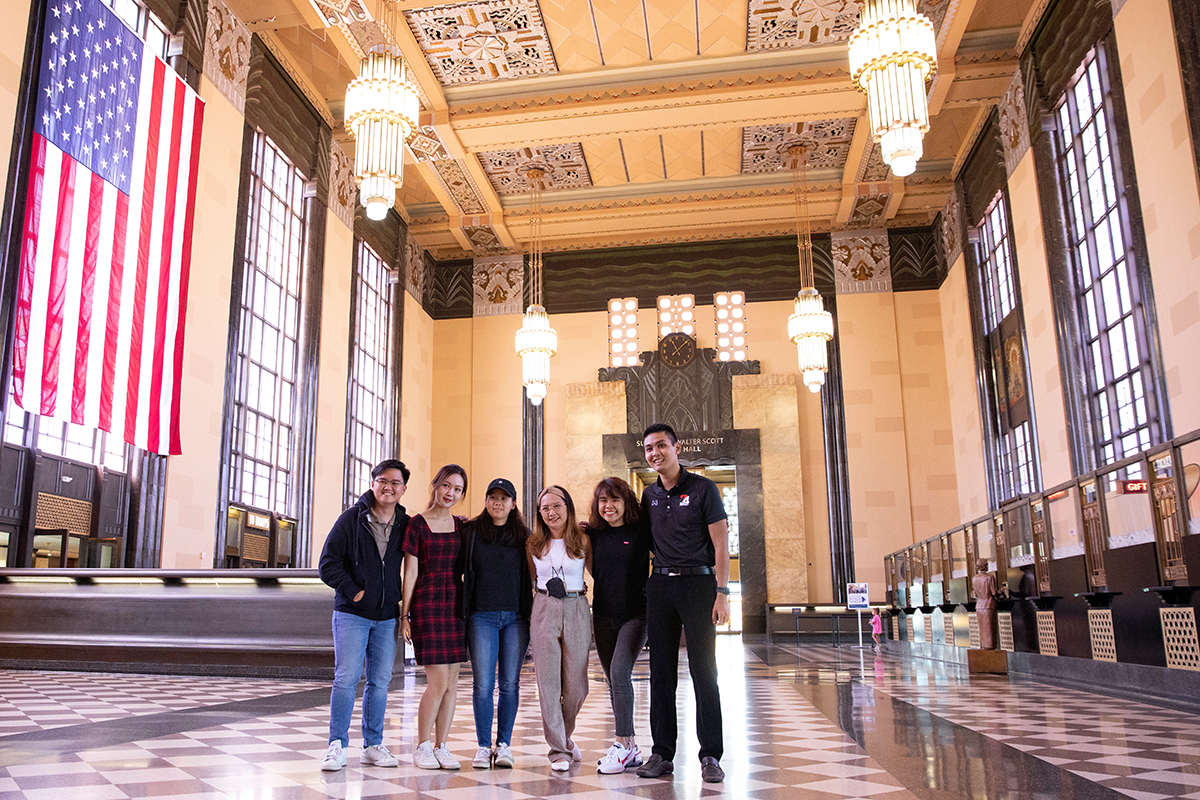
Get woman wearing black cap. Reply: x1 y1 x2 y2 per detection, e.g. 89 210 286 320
460 478 533 770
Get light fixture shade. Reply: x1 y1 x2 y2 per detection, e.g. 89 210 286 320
516 304 558 405
789 288 834 393
848 0 937 177
345 52 420 220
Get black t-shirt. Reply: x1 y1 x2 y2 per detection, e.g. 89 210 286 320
586 519 651 624
472 527 523 613
641 468 727 569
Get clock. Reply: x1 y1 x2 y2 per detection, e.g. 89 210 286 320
659 331 697 368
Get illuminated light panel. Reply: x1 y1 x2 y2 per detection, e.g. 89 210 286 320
657 294 696 340
607 297 640 367
713 291 748 362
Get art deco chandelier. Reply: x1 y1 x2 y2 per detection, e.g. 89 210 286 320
515 167 557 406
785 144 834 394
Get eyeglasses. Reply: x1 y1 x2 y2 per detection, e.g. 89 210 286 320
539 503 565 513
374 479 405 488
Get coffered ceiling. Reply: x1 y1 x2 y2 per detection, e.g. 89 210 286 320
228 0 1033 260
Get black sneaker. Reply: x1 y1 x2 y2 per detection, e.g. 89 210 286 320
635 754 674 778
700 757 724 783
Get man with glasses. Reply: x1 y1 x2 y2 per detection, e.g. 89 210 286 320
318 459 411 771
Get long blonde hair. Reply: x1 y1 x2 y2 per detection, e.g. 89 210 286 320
528 485 587 559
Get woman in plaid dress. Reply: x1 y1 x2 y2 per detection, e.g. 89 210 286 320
402 464 469 770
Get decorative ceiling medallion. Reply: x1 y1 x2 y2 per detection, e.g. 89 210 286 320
409 126 453 162
434 159 489 214
742 119 857 173
478 144 592 194
748 0 946 50
406 0 557 85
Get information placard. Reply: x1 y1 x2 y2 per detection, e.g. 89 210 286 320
847 583 869 610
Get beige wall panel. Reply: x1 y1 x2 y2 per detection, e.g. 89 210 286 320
564 381 627 519
308 213 354 565
939 255 989 519
894 291 960 539
590 0 651 67
621 135 666 184
1113 0 1200 435
646 2 698 62
0 0 32 205
467 314 525 512
400 293 435 490
428 317 475 514
838 292 914 597
162 79 244 568
698 0 747 56
1008 151 1072 486
661 130 703 181
702 127 742 178
582 138 630 187
540 0 604 73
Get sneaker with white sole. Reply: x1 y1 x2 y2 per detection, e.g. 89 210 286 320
550 759 570 771
361 744 398 767
494 743 514 768
413 741 440 770
597 741 642 774
472 746 493 769
433 744 460 770
568 740 582 762
320 741 346 772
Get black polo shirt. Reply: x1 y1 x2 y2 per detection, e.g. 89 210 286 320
641 468 727 569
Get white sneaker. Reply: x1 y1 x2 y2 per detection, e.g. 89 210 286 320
494 743 514 768
568 740 582 762
551 759 570 771
320 741 346 771
598 741 641 774
433 744 461 770
472 746 493 769
413 740 439 770
361 743 398 767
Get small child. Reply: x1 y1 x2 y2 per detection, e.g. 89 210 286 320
870 609 883 650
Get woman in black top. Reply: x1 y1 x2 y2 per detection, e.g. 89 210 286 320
460 478 533 770
586 477 652 774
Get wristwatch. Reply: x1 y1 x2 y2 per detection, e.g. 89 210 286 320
715 586 730 595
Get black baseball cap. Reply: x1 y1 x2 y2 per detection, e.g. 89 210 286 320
486 478 517 499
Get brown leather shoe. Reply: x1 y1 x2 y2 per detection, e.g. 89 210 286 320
635 754 674 778
700 756 724 783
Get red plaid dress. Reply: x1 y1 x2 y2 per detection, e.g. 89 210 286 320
403 513 468 665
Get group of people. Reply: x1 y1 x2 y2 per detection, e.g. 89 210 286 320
316 422 730 784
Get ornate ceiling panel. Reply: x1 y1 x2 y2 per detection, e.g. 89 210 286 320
747 0 948 50
406 0 558 85
477 144 593 193
741 118 858 173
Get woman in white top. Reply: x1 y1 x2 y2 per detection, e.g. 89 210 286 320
526 485 593 771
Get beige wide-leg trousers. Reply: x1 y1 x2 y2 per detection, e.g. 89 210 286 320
530 592 592 763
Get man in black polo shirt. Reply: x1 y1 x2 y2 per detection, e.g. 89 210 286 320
636 422 728 784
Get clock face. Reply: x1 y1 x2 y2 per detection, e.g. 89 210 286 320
659 331 697 368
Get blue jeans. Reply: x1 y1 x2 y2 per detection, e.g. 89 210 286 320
467 611 530 747
329 611 396 747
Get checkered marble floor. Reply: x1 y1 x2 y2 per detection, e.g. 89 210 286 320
0 671 324 736
0 640 1196 798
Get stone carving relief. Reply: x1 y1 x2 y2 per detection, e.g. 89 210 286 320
409 125 452 163
832 230 891 293
478 144 592 194
329 141 355 229
406 0 557 85
748 0 948 50
857 142 892 182
742 118 857 173
940 193 962 267
433 160 489 214
998 65 1031 176
473 254 524 315
203 0 250 113
406 236 427 303
847 190 889 228
463 225 506 254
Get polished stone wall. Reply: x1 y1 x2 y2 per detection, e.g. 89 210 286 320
563 381 627 514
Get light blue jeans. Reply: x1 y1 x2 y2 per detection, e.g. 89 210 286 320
329 611 396 747
467 611 530 747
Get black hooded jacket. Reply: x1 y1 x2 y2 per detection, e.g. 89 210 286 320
318 490 409 621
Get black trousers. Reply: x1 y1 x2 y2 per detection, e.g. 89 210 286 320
645 573 723 762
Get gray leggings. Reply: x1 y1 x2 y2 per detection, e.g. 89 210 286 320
592 614 648 738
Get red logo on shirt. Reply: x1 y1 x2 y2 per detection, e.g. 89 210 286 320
679 494 690 506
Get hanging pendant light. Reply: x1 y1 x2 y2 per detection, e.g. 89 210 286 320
515 167 557 405
344 44 420 220
784 144 834 393
848 0 938 177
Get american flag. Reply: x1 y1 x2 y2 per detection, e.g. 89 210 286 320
12 0 204 455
